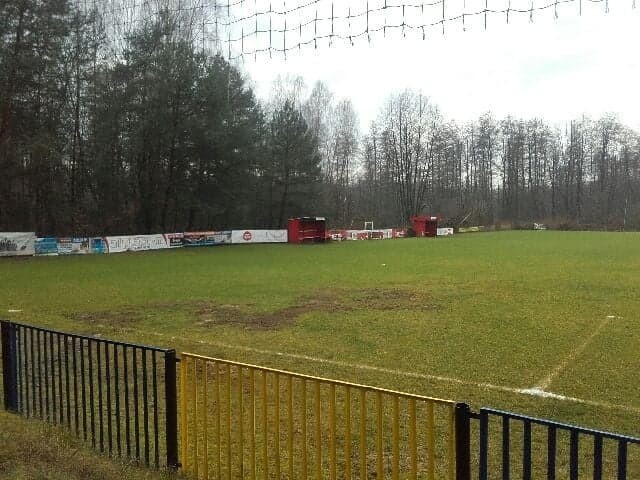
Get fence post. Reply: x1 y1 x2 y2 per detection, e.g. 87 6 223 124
455 402 472 480
1 320 19 412
164 349 179 469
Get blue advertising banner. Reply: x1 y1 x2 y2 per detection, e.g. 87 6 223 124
90 237 107 254
35 237 59 255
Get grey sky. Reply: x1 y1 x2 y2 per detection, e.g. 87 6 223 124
227 0 639 130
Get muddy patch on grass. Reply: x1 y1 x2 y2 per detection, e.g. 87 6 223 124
196 287 438 330
68 288 439 331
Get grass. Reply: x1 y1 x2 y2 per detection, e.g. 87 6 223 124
0 409 182 480
1 231 640 477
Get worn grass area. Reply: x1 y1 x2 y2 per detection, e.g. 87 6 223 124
0 409 182 480
1 231 639 468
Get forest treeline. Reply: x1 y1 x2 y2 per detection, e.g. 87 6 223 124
2 0 640 235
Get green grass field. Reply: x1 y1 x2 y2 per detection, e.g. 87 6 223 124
1 231 639 476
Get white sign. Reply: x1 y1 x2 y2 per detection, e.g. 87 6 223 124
231 230 288 244
105 234 169 253
0 232 36 257
437 228 454 236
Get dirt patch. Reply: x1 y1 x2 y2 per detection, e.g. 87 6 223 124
349 288 434 310
69 288 438 331
196 287 438 330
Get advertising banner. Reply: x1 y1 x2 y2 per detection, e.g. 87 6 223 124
35 237 59 255
57 237 91 255
0 232 36 257
183 231 232 247
164 233 185 248
231 230 288 244
105 234 169 253
437 228 454 236
90 237 107 254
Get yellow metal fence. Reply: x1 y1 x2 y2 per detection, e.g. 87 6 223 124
180 352 459 480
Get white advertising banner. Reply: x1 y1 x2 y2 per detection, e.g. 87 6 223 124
0 232 36 257
231 230 288 244
105 234 169 253
437 228 454 236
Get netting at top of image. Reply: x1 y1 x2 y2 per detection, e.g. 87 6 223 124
83 0 637 60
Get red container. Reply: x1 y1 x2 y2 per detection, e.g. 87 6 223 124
287 217 327 243
410 216 438 237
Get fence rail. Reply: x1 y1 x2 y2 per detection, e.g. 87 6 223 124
180 352 470 480
478 407 640 480
0 320 178 469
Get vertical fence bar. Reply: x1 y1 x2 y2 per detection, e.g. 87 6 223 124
360 389 366 480
226 363 231 480
72 337 79 437
448 404 455 480
151 351 159 468
88 339 96 448
262 370 269 479
522 420 532 480
479 409 489 480
329 383 336 480
569 430 579 480
216 362 222 480
392 395 400 480
114 344 121 457
57 334 63 424
1 321 19 411
32 329 37 418
593 435 602 480
48 330 55 421
502 415 510 480
64 334 71 427
36 329 43 417
192 357 198 478
0 320 18 412
345 386 352 480
548 426 557 480
249 368 256 480
43 331 50 420
133 347 139 460
409 398 417 480
123 345 130 457
162 349 180 469
275 373 281 479
179 356 188 472
238 365 244 479
376 391 383 480
302 378 308 480
106 342 113 455
142 349 150 466
97 340 104 452
288 375 294 480
202 361 209 479
427 402 436 480
455 403 471 480
617 440 627 480
315 381 322 480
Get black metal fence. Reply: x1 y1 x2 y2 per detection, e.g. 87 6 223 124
478 407 640 480
0 320 178 469
3 320 640 478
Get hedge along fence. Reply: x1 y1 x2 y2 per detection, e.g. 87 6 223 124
2 320 639 479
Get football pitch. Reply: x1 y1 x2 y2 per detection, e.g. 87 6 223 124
2 230 639 438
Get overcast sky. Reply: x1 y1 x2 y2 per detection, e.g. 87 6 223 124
223 0 639 131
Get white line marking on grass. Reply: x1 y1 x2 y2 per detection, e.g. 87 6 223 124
535 316 615 391
120 327 640 415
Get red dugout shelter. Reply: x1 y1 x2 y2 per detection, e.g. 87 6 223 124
287 217 327 243
411 216 439 237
